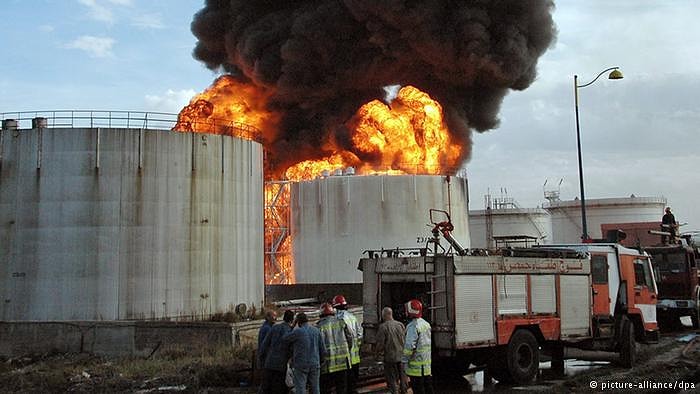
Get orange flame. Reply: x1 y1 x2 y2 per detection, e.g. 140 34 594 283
284 86 462 180
173 75 280 141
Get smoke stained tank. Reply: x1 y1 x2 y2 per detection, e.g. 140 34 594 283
544 196 666 244
0 127 263 320
290 175 469 283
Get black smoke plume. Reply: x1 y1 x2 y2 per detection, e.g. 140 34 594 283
191 0 556 174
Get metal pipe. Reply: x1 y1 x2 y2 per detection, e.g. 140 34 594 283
138 129 143 170
95 128 100 169
36 128 42 170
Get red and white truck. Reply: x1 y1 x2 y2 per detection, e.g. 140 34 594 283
359 210 659 384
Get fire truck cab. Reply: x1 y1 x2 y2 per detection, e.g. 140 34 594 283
360 241 658 384
644 240 700 328
541 244 659 342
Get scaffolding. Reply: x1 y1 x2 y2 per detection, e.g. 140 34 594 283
264 181 293 284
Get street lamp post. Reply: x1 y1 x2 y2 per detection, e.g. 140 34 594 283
574 67 623 242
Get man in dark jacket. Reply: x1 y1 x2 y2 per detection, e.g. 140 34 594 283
283 312 326 394
662 207 678 244
258 310 277 356
259 310 295 394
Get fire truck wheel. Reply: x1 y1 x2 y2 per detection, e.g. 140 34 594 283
619 317 636 368
505 329 540 384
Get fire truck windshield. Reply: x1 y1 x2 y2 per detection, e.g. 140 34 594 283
659 253 687 273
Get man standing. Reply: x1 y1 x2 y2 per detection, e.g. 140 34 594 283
259 310 295 394
333 295 362 393
258 310 277 358
317 303 352 394
283 312 325 394
662 207 678 244
402 299 432 394
376 307 407 394
257 309 277 393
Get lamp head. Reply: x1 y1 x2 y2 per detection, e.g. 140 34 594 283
608 69 624 80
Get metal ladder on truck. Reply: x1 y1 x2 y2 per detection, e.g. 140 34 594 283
424 255 450 323
423 212 456 353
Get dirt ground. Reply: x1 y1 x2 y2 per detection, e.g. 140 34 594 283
0 345 258 393
428 329 700 393
2 330 699 393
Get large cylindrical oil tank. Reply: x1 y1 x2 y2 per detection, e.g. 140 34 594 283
544 196 666 243
469 208 552 248
290 175 469 283
0 127 264 320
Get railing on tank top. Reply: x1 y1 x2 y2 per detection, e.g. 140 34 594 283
0 110 264 143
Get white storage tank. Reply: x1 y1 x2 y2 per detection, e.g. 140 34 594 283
290 175 469 283
0 127 264 320
469 208 552 249
544 196 666 243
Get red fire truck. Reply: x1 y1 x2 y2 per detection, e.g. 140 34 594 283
359 210 659 384
644 239 699 328
600 222 700 329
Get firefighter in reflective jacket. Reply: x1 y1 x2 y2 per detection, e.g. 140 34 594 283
333 294 362 393
317 303 352 394
401 299 433 394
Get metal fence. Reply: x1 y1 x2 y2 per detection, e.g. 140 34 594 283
0 110 263 143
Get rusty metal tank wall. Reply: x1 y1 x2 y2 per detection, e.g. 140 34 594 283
0 128 264 320
290 175 469 284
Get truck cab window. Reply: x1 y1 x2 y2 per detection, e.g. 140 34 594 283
591 255 608 284
634 258 653 288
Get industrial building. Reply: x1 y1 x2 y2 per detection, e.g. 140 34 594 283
0 116 264 320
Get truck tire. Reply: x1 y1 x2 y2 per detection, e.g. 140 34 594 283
505 329 540 384
619 317 636 368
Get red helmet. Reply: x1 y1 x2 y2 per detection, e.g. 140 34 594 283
405 299 423 318
332 295 347 308
320 303 335 317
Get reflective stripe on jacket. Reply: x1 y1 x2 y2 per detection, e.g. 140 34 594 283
401 317 431 377
337 310 362 365
317 316 352 374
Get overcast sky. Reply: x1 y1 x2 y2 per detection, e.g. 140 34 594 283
1 1 699 229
